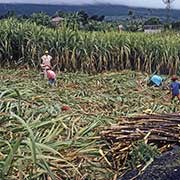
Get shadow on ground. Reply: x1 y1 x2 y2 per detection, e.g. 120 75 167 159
120 146 180 180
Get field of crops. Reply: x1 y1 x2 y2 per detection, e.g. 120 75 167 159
1 69 180 179
0 18 180 74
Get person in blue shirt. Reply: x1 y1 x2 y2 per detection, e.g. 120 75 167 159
170 76 180 101
148 75 163 87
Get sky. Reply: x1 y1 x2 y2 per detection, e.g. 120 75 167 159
0 0 180 9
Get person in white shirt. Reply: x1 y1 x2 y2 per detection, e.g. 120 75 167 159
40 50 52 78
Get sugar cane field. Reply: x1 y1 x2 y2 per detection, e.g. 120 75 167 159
1 19 180 180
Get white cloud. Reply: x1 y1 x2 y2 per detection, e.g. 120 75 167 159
0 0 180 9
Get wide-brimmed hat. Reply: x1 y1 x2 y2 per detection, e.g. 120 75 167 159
45 50 49 54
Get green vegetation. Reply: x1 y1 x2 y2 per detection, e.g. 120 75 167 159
30 12 51 27
144 17 162 25
1 4 180 180
128 141 160 168
0 18 180 74
0 69 179 179
0 10 111 32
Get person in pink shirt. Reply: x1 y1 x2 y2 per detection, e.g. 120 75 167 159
46 67 56 86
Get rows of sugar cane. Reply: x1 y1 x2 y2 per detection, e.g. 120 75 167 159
0 19 180 75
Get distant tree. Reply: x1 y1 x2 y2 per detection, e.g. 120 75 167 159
128 10 136 20
78 10 88 19
90 15 99 21
172 21 180 30
16 14 29 22
21 15 29 19
98 15 105 22
78 10 89 25
144 17 162 25
126 10 142 32
90 15 105 22
64 12 80 30
126 21 143 32
0 11 17 19
128 10 133 16
147 8 153 16
54 11 66 18
30 12 51 26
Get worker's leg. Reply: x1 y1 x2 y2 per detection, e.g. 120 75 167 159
54 79 57 87
48 79 52 86
51 79 55 86
177 94 180 101
43 69 47 79
40 64 47 79
48 79 55 87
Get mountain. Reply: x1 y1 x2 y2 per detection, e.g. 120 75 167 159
0 3 180 21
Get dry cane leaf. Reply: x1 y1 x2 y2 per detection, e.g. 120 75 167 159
99 149 112 167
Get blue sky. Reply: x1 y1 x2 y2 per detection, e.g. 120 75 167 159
0 0 180 9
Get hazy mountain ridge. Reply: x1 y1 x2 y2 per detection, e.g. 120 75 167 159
0 3 180 21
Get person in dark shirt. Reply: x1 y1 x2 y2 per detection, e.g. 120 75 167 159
170 76 180 101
